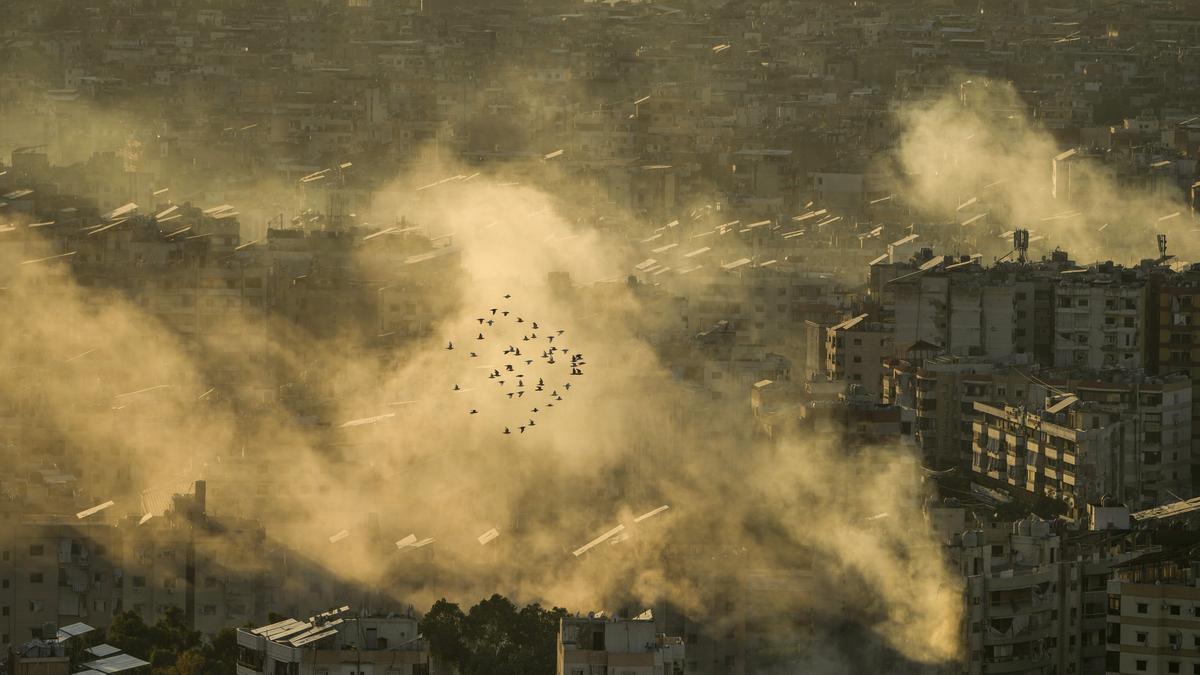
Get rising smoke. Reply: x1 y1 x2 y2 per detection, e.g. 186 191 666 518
893 77 1193 263
0 159 962 667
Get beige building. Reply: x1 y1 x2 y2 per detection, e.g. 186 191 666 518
972 400 1122 519
825 313 893 399
1106 545 1200 675
236 612 430 675
557 613 685 675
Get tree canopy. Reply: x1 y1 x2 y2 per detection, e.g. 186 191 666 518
104 609 237 675
420 594 567 675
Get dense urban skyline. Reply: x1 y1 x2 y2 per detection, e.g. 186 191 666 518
2 1 1200 674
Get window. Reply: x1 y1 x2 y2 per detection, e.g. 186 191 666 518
28 544 43 556
133 576 146 588
1136 660 1147 672
1170 604 1181 615
1138 602 1149 613
28 573 43 583
1137 631 1148 643
1169 662 1180 673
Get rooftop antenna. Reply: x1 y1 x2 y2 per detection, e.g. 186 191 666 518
1158 233 1168 260
1014 228 1030 263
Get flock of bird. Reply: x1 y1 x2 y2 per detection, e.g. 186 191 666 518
446 294 585 434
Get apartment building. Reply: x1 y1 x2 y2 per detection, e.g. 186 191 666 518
1105 544 1200 675
236 611 430 675
825 314 893 400
557 613 685 675
0 517 122 652
950 516 1125 675
971 400 1122 519
1055 267 1148 371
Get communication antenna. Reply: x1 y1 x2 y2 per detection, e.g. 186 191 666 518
1158 233 1168 259
1014 228 1030 263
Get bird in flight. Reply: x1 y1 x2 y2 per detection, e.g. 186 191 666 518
525 359 533 365
469 352 478 358
502 311 510 316
528 419 536 427
517 317 524 323
477 333 485 340
503 427 511 434
491 308 498 315
564 383 572 390
519 426 526 433
446 341 454 350
532 322 538 329
507 393 514 398
504 294 512 299
557 329 565 335
477 318 485 324
531 407 539 413
453 384 461 390
469 409 478 415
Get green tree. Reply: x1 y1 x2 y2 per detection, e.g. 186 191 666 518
420 599 467 670
421 595 567 675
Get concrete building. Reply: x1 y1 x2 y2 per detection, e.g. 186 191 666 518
972 400 1122 519
825 314 893 399
1105 544 1200 675
236 611 429 675
1054 266 1148 371
556 613 685 675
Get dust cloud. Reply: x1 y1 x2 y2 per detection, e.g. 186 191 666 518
892 77 1192 263
0 160 962 667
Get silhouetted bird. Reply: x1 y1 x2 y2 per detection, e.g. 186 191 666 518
564 383 572 390
503 427 511 434
532 322 539 329
528 419 536 427
537 378 544 386
556 396 563 401
469 409 478 414
470 352 478 358
531 407 539 413
516 317 524 323
486 320 494 326
446 341 454 350
498 380 506 385
502 311 510 316
506 364 514 372
557 329 565 335
517 380 524 388
525 359 533 365
507 393 514 398
515 348 522 356
517 391 525 398
519 426 526 433
536 386 543 392
504 294 512 299
546 403 554 408
530 333 537 339
490 309 498 315
478 318 485 324
477 333 485 340
550 390 558 397
523 336 529 342
453 384 461 390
